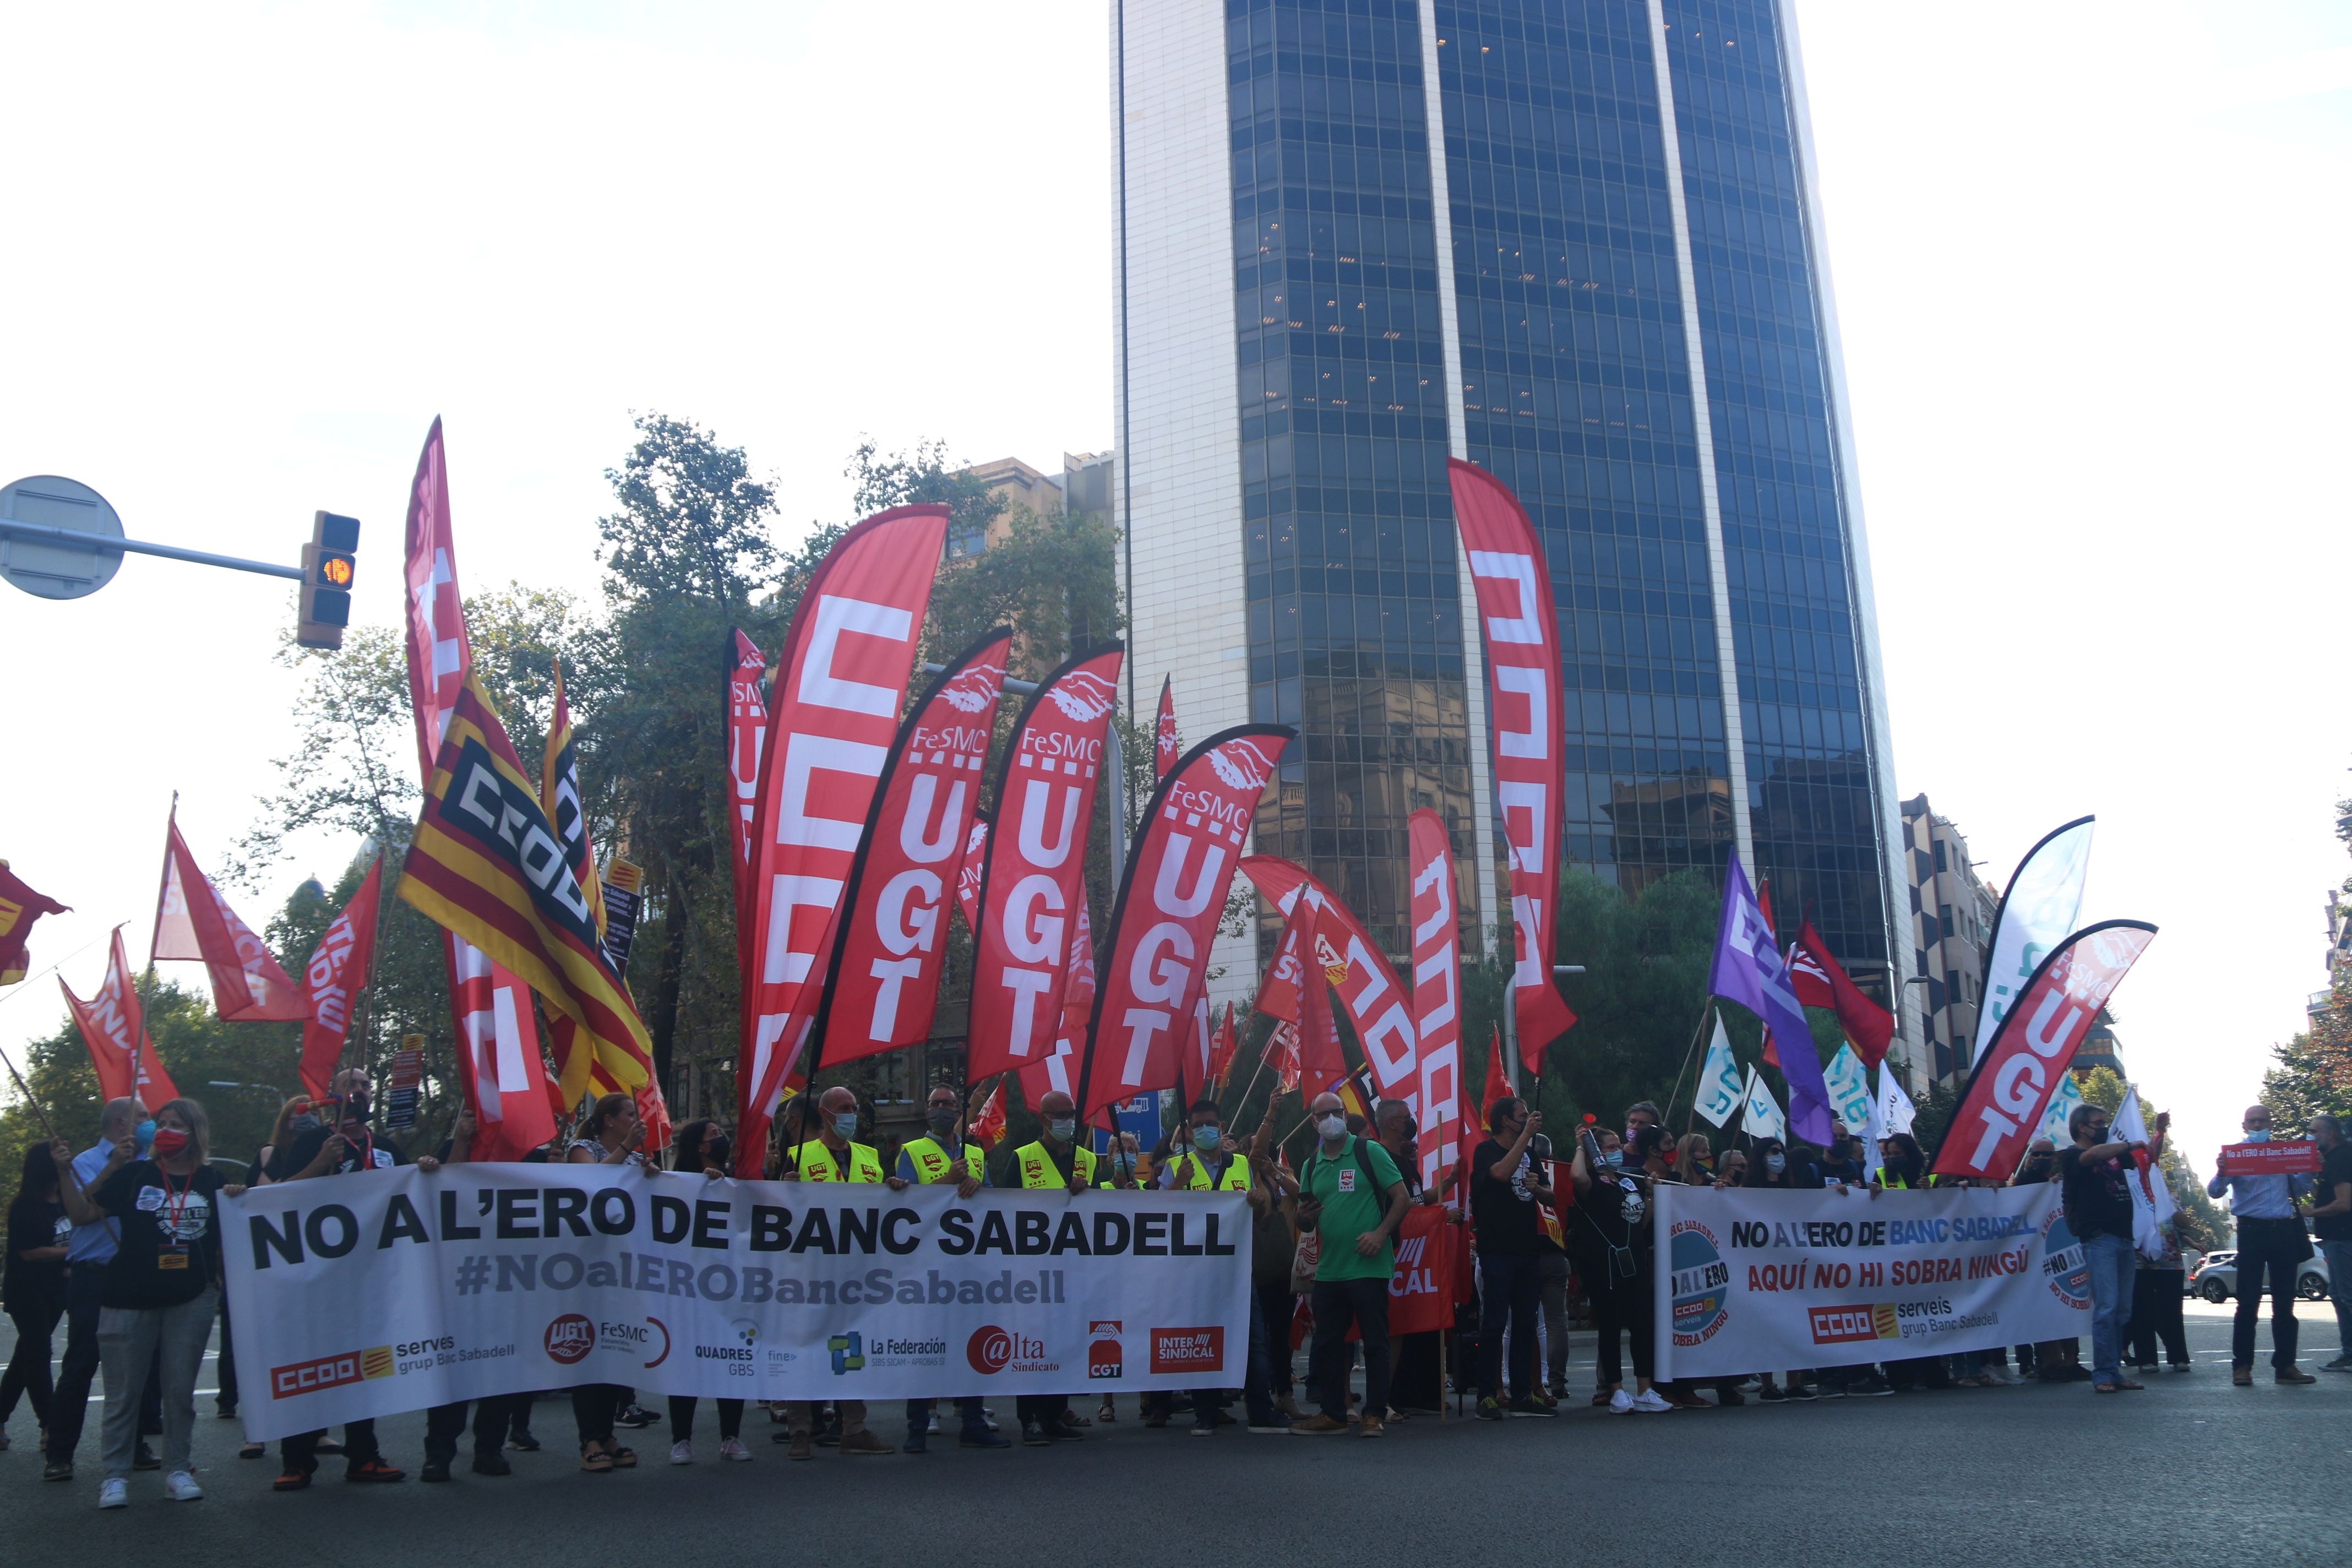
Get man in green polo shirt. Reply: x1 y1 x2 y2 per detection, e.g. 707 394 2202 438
1292 1091 1409 1438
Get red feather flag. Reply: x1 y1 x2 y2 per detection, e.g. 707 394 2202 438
814 630 1012 1066
734 504 950 1175
954 815 988 935
966 645 1125 1081
727 627 770 966
1407 808 1464 1189
1208 1001 1239 1091
1077 727 1292 1121
1154 675 1178 778
1448 460 1576 1059
1789 917 1896 1069
1479 1025 1511 1130
1239 857 1417 1102
298 857 381 1104
968 1075 1008 1148
1254 886 1344 1097
401 420 553 1160
62 929 178 1106
150 813 308 1022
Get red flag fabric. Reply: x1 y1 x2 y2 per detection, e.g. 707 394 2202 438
400 419 554 1161
150 816 307 1021
1449 460 1575 1059
814 631 1011 1066
1254 891 1344 1097
1238 857 1417 1102
61 929 178 1106
1790 917 1896 1069
954 815 988 935
1407 809 1464 1189
736 504 949 1174
727 628 770 940
1480 1026 1511 1130
969 1075 1008 1148
1270 1019 1302 1096
1207 1001 1239 1091
1452 1052 1479 1208
1078 727 1291 1121
1379 1205 1460 1336
1154 675 1178 779
966 645 1125 1081
298 858 381 1103
1017 900 1097 1110
1930 922 2158 1179
0 862 67 986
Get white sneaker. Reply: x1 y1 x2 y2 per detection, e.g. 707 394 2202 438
1608 1389 1635 1414
668 1441 694 1466
164 1471 203 1502
719 1438 752 1462
98 1478 128 1509
1632 1390 1674 1414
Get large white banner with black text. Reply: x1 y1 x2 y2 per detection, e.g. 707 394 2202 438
1652 1184 2090 1381
223 1167 1249 1441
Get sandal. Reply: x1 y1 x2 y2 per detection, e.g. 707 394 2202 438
1953 1376 1985 1389
2114 1378 2145 1391
2092 1381 2119 1393
580 1445 614 1473
607 1444 638 1468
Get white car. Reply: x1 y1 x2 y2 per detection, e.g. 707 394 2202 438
2191 1249 2329 1304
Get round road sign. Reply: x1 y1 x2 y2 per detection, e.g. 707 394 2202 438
1 475 127 600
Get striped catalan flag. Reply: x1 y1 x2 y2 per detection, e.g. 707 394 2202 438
399 672 657 1098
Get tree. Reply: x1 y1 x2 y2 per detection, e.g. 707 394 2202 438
2075 1065 2231 1253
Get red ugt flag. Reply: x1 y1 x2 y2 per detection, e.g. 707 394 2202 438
62 929 178 1105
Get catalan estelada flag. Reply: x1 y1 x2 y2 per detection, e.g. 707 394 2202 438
399 672 656 1095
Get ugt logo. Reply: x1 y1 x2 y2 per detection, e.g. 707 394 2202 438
827 1332 865 1375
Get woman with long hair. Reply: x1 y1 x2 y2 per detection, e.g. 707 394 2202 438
3 1141 69 1453
1745 1137 1816 1402
664 1120 749 1465
56 1097 243 1507
569 1093 647 1471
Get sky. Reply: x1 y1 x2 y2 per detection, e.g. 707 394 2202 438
3 1 2346 1175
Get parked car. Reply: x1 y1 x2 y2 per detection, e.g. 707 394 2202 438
2191 1249 2328 1303
2186 1250 2234 1295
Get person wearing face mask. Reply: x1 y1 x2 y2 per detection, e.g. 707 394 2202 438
2299 1114 2352 1372
1874 1133 1926 1190
1292 1091 1410 1437
2207 1103 2318 1385
1743 1137 1816 1402
766 1086 894 1457
1470 1096 1554 1420
1569 1128 1668 1413
2058 1101 2153 1392
1139 1097 1276 1434
895 1087 1009 1454
41 1098 160 1483
55 1097 246 1509
2009 1137 2081 1383
1374 1098 1450 1417
1007 1090 1097 1445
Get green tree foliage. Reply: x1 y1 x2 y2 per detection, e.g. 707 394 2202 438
2262 983 2352 1133
2073 1065 2230 1253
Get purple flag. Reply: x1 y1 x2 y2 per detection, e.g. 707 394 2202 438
1709 854 1834 1145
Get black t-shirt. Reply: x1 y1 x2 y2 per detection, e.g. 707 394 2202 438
5 1193 69 1311
2314 1142 2352 1243
1471 1138 1542 1256
2058 1145 2134 1242
268 1125 407 1182
1570 1170 1650 1262
92 1162 227 1310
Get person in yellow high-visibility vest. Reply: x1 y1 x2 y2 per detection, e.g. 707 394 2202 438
896 1084 1010 1454
774 1086 892 1460
1138 1095 1286 1434
1006 1090 1095 1446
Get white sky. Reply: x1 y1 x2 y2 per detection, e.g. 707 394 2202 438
4 1 2346 1175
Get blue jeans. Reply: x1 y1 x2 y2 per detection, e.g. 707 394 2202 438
2321 1239 2351 1357
2082 1233 2136 1383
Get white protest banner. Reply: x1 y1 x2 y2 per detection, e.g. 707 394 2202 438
1652 1183 2089 1381
224 1166 1249 1441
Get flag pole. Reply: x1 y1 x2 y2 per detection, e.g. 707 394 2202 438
132 792 180 1112
1660 1001 1712 1139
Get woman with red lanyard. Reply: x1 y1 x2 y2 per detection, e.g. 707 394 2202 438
54 1097 243 1510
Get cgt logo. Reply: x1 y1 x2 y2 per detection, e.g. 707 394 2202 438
827 1332 865 1375
271 1346 394 1400
1149 1327 1224 1375
544 1314 595 1365
1807 1304 1900 1347
1088 1320 1123 1381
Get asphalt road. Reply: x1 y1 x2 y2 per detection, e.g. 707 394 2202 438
2 1300 2345 1568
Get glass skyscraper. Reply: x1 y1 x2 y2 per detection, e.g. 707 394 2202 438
1114 0 1913 1047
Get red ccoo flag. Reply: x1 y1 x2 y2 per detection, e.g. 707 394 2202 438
968 1075 1008 1148
62 929 178 1106
1078 727 1292 1122
1154 675 1178 778
1789 917 1895 1069
0 862 67 987
151 811 308 1021
735 504 949 1174
1449 460 1576 1060
814 630 1012 1067
298 857 382 1103
1407 809 1464 1189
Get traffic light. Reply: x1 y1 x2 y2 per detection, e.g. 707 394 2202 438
297 510 360 649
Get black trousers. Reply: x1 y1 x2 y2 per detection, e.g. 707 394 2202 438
2232 1219 2305 1369
425 1396 515 1462
1255 1277 1297 1396
214 1292 238 1413
282 1418 379 1474
1585 1250 1654 1387
672 1397 745 1442
1014 1394 1068 1423
2 1298 63 1428
1308 1276 1391 1420
1477 1251 1542 1401
571 1384 628 1446
2128 1269 2189 1366
46 1263 156 1461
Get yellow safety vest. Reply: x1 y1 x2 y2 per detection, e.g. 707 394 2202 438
793 1140 884 1184
1164 1149 1252 1191
1015 1140 1097 1190
901 1135 984 1185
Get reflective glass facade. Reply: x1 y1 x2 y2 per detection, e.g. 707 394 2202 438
1141 0 1896 987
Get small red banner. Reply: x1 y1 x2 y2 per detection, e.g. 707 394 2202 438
2218 1141 2320 1178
